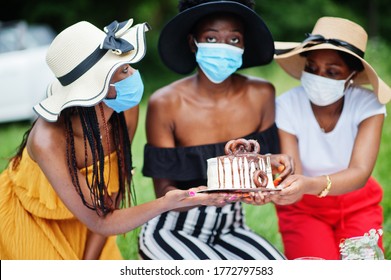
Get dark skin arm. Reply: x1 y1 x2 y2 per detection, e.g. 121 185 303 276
272 114 383 205
26 118 229 233
145 74 294 210
25 106 228 259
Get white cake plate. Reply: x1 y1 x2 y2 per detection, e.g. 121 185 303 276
198 187 283 193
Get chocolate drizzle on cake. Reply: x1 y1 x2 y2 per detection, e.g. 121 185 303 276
212 138 268 189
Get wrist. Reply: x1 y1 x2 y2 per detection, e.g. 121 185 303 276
157 195 172 213
318 175 332 198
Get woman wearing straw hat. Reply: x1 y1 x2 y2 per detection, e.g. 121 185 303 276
138 0 293 260
0 19 229 260
272 16 391 260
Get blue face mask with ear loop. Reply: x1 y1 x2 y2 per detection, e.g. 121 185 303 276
103 69 144 113
194 40 244 84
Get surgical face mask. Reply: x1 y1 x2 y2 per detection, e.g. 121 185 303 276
104 70 144 113
195 41 244 84
301 71 356 106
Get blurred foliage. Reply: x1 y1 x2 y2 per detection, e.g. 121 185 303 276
1 0 390 98
1 0 391 259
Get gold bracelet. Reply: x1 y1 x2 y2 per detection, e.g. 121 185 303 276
318 175 332 198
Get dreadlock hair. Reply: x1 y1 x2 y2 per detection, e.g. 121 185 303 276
10 120 37 170
11 105 135 217
178 0 256 12
63 105 134 216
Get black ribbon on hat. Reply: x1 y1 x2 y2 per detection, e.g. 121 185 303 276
275 33 365 58
302 33 364 58
58 20 134 86
101 21 134 54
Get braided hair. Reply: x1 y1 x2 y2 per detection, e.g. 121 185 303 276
11 106 135 217
64 105 134 216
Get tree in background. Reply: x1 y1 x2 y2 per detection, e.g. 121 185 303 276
1 0 389 93
2 0 389 41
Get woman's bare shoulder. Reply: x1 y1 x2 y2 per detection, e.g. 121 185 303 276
243 74 274 90
235 74 275 100
148 76 194 107
27 119 65 162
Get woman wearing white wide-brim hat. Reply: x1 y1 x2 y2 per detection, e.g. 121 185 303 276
0 19 230 260
272 16 390 260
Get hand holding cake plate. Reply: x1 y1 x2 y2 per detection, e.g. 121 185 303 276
199 138 284 194
197 187 283 193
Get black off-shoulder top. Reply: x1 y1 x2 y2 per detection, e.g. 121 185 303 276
142 123 280 190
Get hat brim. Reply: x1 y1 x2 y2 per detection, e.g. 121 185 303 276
158 1 274 74
274 41 391 104
34 23 149 122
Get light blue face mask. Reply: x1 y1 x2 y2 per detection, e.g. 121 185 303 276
195 41 244 84
103 69 144 113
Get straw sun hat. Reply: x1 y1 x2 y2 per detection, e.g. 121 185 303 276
33 19 150 122
158 0 274 74
274 16 391 104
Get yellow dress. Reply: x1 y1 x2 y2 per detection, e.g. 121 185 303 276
0 148 123 260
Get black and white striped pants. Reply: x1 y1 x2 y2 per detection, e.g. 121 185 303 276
139 202 286 260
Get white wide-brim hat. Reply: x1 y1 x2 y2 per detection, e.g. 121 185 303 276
34 19 150 122
274 16 391 104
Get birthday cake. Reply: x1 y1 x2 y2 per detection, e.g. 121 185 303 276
206 138 275 191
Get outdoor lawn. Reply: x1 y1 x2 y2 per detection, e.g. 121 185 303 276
1 57 390 260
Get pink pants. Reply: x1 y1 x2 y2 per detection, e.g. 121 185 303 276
275 177 384 260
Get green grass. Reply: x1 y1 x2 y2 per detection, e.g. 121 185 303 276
1 42 391 259
0 121 30 170
2 98 390 260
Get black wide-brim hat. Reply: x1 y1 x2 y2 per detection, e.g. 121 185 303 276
158 1 274 74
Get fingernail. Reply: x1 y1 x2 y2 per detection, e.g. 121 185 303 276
188 191 196 197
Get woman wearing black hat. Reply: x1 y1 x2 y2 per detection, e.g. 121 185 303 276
139 0 292 260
